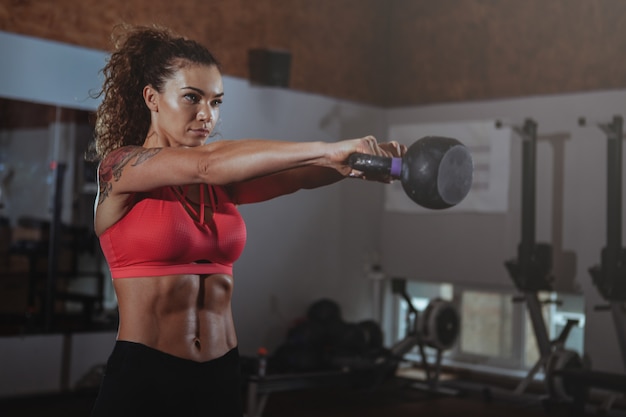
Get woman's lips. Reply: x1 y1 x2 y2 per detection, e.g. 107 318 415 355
191 128 210 137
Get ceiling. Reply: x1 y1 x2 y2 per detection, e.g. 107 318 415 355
1 0 626 107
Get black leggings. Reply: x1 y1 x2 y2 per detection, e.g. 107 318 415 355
91 341 243 417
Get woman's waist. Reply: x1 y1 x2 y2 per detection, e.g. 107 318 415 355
116 309 237 361
114 274 237 361
110 340 241 369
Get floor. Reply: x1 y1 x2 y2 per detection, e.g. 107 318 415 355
2 376 623 417
258 380 556 417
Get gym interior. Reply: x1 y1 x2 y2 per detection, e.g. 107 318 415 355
1 1 626 416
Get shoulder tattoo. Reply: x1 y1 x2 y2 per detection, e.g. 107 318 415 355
97 147 162 205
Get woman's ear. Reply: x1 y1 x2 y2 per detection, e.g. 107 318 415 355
143 85 158 111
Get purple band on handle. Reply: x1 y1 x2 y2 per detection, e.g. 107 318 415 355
390 158 402 178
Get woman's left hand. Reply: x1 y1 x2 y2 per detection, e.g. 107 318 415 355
379 140 407 158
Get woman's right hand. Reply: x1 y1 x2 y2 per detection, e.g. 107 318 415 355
327 136 406 181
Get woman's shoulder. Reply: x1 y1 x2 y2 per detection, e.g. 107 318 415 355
101 145 149 164
99 146 162 176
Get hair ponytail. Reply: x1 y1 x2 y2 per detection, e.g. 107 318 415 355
89 24 220 161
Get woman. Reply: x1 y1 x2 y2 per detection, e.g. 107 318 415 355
89 25 405 416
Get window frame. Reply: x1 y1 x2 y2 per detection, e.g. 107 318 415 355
388 279 586 376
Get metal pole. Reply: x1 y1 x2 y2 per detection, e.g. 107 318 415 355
605 116 626 369
587 115 626 368
526 292 552 358
605 116 622 281
610 303 626 370
518 119 552 360
44 162 66 332
520 119 538 276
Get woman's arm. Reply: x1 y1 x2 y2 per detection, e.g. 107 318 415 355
228 166 343 205
97 136 386 199
228 141 407 204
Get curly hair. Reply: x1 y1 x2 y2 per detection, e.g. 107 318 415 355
88 24 221 161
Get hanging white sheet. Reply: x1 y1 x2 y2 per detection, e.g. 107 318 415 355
385 120 511 214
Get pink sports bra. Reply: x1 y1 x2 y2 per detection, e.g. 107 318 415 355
99 185 247 278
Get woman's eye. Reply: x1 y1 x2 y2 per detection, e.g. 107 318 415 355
184 93 200 103
211 99 223 107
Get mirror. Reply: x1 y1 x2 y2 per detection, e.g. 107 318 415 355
0 31 115 335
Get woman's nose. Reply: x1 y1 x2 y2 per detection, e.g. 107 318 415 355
197 104 212 121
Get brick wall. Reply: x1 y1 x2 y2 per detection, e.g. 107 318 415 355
1 0 626 106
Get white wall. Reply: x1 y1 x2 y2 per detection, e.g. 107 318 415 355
0 31 105 111
0 331 116 397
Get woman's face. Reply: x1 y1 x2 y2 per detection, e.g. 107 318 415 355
148 63 223 147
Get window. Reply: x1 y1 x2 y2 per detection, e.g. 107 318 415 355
391 279 586 375
460 290 515 358
453 286 525 370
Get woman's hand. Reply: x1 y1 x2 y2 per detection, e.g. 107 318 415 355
328 136 407 182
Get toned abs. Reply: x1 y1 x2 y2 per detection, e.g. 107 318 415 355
114 273 237 362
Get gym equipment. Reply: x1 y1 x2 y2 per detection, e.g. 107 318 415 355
271 298 392 374
513 302 583 402
348 136 474 209
545 348 586 402
420 298 461 351
357 319 384 353
582 116 626 363
246 369 364 417
307 298 342 324
499 119 587 403
390 277 460 394
247 300 398 417
550 116 626 416
250 288 460 417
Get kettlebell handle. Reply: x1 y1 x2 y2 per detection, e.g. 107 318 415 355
347 154 403 178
